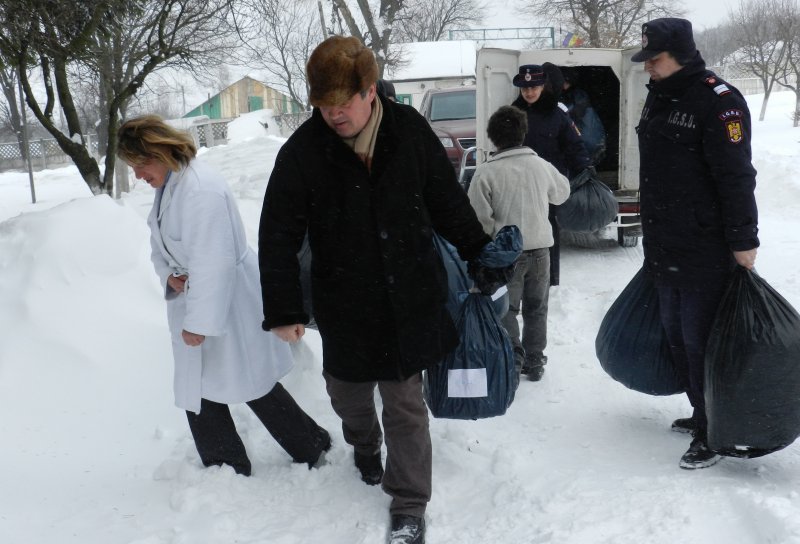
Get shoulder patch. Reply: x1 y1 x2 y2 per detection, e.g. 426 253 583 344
718 109 743 121
725 120 743 143
704 76 731 96
557 102 569 113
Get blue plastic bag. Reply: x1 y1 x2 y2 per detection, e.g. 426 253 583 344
433 232 509 319
576 106 606 161
423 293 517 419
297 232 317 330
706 267 800 458
595 267 683 395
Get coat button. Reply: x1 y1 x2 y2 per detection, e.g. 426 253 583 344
380 230 389 239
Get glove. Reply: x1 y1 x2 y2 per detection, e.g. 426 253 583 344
467 260 515 296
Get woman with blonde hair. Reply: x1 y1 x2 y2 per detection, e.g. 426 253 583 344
118 115 330 476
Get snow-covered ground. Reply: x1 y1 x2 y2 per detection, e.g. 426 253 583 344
1 93 799 544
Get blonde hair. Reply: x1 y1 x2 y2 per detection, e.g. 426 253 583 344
117 115 197 171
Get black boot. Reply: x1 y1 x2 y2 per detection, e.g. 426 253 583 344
670 417 699 435
525 355 547 382
354 451 384 485
389 514 425 544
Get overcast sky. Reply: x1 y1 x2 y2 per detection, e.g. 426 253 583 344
484 0 735 32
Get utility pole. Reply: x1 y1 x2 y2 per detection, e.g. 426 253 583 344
17 71 35 204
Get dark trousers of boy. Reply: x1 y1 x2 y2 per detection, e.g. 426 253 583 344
324 371 432 518
186 382 330 476
502 248 551 370
656 281 728 434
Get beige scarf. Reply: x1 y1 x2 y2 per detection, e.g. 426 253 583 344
342 96 383 171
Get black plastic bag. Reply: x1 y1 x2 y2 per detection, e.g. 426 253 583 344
595 267 683 395
423 293 517 419
706 267 800 458
557 169 617 233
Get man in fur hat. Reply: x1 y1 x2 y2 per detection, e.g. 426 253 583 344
258 35 501 544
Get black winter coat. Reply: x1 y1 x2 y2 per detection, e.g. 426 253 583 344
636 54 759 289
259 95 492 382
511 93 590 178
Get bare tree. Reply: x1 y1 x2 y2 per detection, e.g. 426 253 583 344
0 0 237 196
233 0 322 109
327 0 405 76
773 0 800 126
729 0 787 121
694 24 739 68
518 0 686 48
0 63 27 161
393 0 487 43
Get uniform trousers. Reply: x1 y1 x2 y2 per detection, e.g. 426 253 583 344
185 382 329 476
656 281 729 432
548 205 560 286
323 371 431 518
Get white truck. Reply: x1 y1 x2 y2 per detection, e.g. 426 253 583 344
473 46 648 247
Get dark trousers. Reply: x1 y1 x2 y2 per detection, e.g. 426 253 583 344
502 248 550 364
549 205 560 286
185 383 329 476
656 283 728 431
323 371 431 518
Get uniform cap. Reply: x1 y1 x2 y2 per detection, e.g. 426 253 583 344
513 65 546 88
631 18 696 63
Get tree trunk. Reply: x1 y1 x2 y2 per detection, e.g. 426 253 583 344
795 91 800 127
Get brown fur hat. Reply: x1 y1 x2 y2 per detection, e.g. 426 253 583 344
307 36 379 107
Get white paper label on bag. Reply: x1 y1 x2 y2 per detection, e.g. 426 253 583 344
491 285 508 301
447 368 488 398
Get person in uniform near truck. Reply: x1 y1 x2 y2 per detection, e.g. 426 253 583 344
632 17 759 470
511 63 592 288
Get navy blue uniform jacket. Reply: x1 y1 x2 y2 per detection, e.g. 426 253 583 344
636 55 759 288
259 95 491 382
511 93 590 178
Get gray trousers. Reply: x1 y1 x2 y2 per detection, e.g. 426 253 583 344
323 371 431 517
501 248 551 363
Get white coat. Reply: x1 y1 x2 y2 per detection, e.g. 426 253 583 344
147 159 293 413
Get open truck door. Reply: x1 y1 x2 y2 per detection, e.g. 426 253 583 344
475 47 646 247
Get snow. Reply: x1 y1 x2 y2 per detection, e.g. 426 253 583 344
1 91 800 544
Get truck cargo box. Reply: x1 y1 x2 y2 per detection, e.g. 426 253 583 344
474 47 647 246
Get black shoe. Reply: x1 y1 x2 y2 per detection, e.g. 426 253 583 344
513 347 526 375
307 429 332 469
679 433 721 470
389 514 425 544
354 451 384 485
524 355 547 381
670 417 699 435
527 365 545 381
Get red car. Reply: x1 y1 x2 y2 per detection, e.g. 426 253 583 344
418 86 476 173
